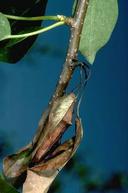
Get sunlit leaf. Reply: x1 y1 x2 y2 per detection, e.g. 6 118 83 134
79 0 118 64
0 12 11 41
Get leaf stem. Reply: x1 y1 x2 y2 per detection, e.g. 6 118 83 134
4 14 66 22
2 21 65 40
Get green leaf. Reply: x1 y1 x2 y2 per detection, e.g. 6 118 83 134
0 0 48 63
0 12 11 40
0 174 19 193
72 0 78 16
79 0 118 64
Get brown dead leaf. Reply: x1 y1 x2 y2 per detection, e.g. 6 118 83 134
3 144 32 187
23 169 58 193
22 140 73 193
23 116 83 193
71 117 83 156
3 92 83 193
32 107 50 146
32 93 76 163
31 140 74 172
31 117 83 174
3 93 76 187
23 139 73 193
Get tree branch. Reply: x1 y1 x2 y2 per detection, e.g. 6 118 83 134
51 0 89 101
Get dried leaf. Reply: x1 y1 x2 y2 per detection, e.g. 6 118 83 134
32 93 76 162
23 117 83 193
3 93 83 193
23 169 58 193
72 117 83 156
48 138 74 159
48 93 76 129
23 140 73 193
32 107 50 146
31 140 74 172
3 144 32 187
3 93 76 187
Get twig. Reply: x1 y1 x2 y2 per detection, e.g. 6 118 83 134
51 0 89 101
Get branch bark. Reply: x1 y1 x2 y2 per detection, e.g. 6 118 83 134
51 0 89 101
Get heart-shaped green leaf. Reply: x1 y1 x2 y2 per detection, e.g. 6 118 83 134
79 0 118 64
0 12 11 40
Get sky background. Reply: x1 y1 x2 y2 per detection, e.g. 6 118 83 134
0 0 128 193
